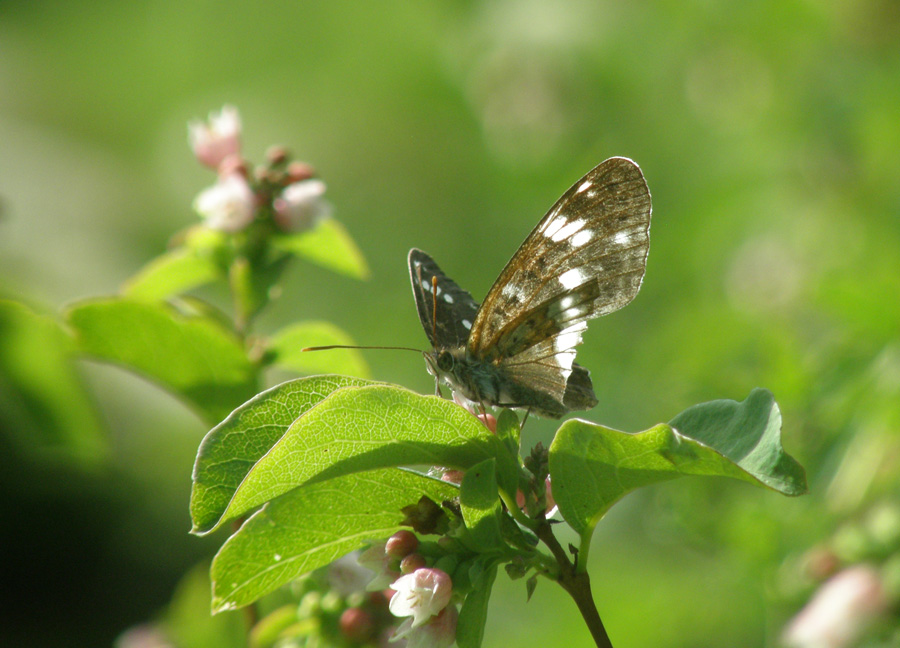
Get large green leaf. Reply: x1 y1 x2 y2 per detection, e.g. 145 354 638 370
191 375 375 534
210 468 458 612
459 458 504 551
271 219 369 279
549 389 807 539
0 300 107 464
65 298 257 424
455 564 498 648
122 248 222 301
209 384 517 533
266 321 369 378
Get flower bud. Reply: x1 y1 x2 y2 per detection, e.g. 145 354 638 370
386 530 419 559
400 553 427 574
188 105 241 169
339 607 376 643
287 161 316 183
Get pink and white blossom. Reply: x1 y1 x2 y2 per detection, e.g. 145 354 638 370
272 178 331 232
782 565 888 648
389 568 452 629
189 105 242 169
358 542 401 591
193 174 255 233
391 604 458 648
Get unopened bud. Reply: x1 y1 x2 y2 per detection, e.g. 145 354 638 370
386 530 419 559
287 161 316 183
339 607 376 643
400 553 427 574
266 145 289 166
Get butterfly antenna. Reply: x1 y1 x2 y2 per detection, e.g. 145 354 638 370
302 344 423 353
430 275 439 344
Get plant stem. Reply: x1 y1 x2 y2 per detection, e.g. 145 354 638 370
535 521 613 648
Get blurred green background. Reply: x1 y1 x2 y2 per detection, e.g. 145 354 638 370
2 1 899 646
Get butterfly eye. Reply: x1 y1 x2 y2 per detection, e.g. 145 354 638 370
436 350 454 372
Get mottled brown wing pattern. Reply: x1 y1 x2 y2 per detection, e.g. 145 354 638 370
467 157 651 384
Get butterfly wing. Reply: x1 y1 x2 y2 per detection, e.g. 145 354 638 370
467 157 651 406
408 248 480 351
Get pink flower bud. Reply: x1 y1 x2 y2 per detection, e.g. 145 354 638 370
193 174 255 233
400 554 427 574
386 530 419 559
287 161 316 183
782 565 888 648
188 105 242 169
339 607 376 643
388 568 452 628
440 469 465 484
272 179 331 233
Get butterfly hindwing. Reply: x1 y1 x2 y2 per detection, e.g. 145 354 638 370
408 248 479 351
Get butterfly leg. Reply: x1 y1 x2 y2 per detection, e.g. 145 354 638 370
521 408 532 431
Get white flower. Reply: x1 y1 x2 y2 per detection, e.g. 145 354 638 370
389 568 452 629
782 565 888 648
358 542 400 591
193 174 255 233
391 604 457 648
272 179 331 232
189 105 242 169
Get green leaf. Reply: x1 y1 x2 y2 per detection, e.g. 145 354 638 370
459 458 505 551
271 219 370 279
122 248 222 301
191 375 376 534
495 409 521 458
668 388 807 495
211 384 516 532
65 298 257 425
267 321 369 378
163 563 246 648
0 300 107 465
210 468 458 612
549 389 807 540
456 564 497 648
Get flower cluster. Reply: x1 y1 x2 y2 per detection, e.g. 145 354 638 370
188 105 330 234
359 530 459 648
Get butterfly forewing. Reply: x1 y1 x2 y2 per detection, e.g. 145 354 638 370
467 157 651 370
408 248 479 351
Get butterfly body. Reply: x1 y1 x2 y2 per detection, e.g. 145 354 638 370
410 157 651 419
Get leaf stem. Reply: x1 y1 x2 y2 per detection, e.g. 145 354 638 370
499 489 538 530
535 521 613 648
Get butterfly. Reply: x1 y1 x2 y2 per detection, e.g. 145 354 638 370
409 157 651 419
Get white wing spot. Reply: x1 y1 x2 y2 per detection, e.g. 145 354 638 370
543 216 567 239
501 282 519 298
551 219 585 243
570 229 593 248
614 231 631 246
577 180 592 193
558 267 584 289
552 322 587 368
560 295 575 309
420 278 431 291
443 293 454 304
462 319 472 329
